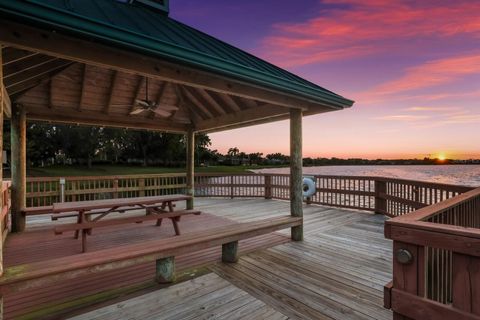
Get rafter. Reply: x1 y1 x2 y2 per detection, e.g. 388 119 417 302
196 88 227 115
194 104 289 132
181 86 214 119
103 70 120 114
173 84 201 125
3 59 72 90
217 93 241 112
78 64 88 111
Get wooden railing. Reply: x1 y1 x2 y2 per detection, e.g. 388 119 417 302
384 187 480 319
21 173 473 217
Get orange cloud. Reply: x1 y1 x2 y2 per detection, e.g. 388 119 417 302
258 0 480 67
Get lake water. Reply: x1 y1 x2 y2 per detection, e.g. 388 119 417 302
253 165 480 187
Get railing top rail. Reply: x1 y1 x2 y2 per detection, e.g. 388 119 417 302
387 186 480 224
386 186 480 243
15 172 476 190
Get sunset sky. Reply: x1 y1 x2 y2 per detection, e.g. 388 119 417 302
171 0 480 159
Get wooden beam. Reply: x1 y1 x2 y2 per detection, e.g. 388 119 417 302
290 108 303 241
78 64 88 111
1 83 11 117
174 84 201 124
180 86 214 119
196 88 227 115
186 129 194 210
3 55 58 80
0 21 328 111
3 58 70 89
218 93 242 112
2 49 39 66
11 104 27 233
103 70 120 114
194 104 289 132
24 105 189 133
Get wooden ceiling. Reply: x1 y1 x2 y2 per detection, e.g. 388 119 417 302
2 46 300 133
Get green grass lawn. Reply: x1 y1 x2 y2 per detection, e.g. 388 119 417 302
21 164 283 177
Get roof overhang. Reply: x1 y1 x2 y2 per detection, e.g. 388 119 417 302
0 1 354 133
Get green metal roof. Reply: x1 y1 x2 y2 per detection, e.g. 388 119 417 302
0 0 354 109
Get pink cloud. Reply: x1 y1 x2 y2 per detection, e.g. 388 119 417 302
258 0 480 67
373 53 480 95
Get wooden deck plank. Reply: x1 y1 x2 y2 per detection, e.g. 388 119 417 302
210 204 393 320
5 198 393 320
69 273 287 320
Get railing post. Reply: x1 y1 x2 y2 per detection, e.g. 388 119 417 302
137 178 145 197
113 178 120 199
391 240 425 319
59 178 65 203
452 253 480 315
230 175 234 199
375 179 387 215
264 175 272 199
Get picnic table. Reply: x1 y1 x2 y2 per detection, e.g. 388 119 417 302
51 194 200 252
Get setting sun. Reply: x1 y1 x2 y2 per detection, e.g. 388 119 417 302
437 154 447 161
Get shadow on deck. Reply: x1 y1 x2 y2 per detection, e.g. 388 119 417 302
68 199 393 320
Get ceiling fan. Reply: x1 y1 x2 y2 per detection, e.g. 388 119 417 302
128 77 178 117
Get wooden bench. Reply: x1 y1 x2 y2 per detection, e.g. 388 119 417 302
55 209 202 252
0 216 302 295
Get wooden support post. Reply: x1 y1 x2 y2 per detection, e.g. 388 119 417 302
375 179 387 215
290 109 303 241
156 256 175 284
137 178 145 197
186 129 194 210
391 241 424 320
11 104 27 233
264 175 272 199
222 241 239 263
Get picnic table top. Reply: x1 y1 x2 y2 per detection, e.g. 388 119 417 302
52 194 192 213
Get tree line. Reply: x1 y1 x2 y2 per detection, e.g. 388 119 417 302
3 123 213 168
3 123 463 169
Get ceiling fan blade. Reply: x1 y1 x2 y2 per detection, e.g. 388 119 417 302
130 108 146 115
156 104 179 111
135 99 150 108
151 108 171 117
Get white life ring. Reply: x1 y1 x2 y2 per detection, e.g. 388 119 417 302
302 177 316 197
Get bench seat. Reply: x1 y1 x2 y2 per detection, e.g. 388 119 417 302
0 216 301 294
21 206 54 216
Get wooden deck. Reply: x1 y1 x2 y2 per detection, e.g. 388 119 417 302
3 199 290 319
69 198 393 320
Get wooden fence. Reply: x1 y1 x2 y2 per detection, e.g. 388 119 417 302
384 187 480 319
22 173 474 217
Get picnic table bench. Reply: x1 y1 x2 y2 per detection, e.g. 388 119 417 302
51 194 199 252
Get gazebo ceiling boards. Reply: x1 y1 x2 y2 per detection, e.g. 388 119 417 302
0 0 354 133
